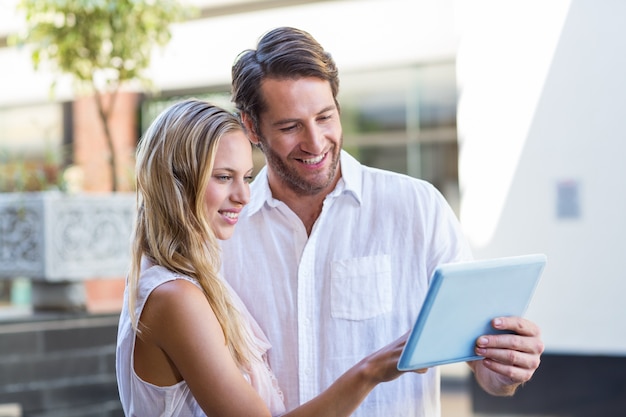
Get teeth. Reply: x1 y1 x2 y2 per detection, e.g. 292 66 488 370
302 154 324 164
222 212 238 219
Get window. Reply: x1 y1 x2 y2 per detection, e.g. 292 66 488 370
340 63 460 213
0 102 67 192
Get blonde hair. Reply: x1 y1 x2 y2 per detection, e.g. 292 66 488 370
129 98 252 369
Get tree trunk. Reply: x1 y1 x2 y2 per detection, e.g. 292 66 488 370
93 89 119 192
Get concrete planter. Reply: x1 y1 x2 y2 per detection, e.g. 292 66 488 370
0 191 134 311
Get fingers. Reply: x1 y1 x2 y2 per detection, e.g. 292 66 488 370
478 355 537 385
476 342 541 383
361 333 411 383
477 317 545 355
490 316 541 337
474 316 544 385
373 332 430 380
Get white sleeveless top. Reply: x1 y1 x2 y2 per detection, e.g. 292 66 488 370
116 258 286 417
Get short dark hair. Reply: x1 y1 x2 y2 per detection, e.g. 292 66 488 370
231 26 340 136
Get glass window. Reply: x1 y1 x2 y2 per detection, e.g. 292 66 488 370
340 63 460 214
0 102 67 192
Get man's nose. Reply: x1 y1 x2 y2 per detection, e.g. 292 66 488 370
301 124 325 154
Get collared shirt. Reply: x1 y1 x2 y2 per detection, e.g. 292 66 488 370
220 150 473 417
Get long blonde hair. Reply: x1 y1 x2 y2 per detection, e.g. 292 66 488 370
129 98 252 369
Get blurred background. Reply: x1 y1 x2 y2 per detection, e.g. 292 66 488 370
0 0 625 416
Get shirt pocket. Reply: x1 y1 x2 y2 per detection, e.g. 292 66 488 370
330 254 392 320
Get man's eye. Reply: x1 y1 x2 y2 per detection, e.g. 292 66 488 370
280 124 297 132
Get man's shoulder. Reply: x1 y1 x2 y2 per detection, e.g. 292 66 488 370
342 151 437 194
361 164 438 193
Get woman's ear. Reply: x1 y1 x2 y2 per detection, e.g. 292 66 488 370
241 113 260 146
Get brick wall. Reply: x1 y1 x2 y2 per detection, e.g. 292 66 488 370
73 92 140 193
0 313 123 417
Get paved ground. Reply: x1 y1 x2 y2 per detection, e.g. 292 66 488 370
442 390 558 417
439 364 558 417
442 388 473 417
441 363 474 417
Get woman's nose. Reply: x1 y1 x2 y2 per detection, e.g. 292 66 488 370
232 179 250 205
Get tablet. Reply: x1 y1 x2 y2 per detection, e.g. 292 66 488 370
397 254 547 371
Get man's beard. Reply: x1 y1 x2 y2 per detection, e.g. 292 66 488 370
257 136 341 197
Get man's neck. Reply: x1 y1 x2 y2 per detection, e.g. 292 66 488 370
268 169 341 236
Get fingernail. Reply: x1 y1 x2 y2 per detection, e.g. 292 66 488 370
494 318 503 327
478 337 488 346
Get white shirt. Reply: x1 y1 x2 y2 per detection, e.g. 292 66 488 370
220 150 473 417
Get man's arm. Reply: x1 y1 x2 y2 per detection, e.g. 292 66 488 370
468 316 545 396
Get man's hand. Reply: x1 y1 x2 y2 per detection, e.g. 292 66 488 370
470 316 544 396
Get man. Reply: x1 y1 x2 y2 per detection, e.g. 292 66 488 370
220 26 544 416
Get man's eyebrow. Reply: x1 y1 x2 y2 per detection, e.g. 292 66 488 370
271 105 336 127
272 118 298 127
317 105 336 115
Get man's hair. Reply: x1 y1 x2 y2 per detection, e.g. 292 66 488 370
231 26 340 136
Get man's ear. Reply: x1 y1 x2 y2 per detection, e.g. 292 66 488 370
241 113 260 146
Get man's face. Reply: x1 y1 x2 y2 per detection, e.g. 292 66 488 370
252 77 342 196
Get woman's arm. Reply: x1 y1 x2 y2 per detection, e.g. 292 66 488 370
283 332 421 417
139 279 418 417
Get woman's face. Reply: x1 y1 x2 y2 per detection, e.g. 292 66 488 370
204 130 253 240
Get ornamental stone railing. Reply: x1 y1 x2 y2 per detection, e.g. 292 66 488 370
0 191 135 310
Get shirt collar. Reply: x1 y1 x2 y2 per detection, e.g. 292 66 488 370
332 150 362 204
246 150 362 216
246 165 272 216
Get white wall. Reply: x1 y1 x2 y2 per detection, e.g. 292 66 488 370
457 0 626 355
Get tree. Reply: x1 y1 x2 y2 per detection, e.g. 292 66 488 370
13 0 189 191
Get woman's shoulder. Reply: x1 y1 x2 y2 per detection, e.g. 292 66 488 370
140 275 224 347
148 277 204 308
145 276 209 320
138 264 200 297
137 264 212 334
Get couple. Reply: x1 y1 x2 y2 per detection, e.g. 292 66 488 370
115 27 544 417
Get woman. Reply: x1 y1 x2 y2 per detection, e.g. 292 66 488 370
116 99 419 417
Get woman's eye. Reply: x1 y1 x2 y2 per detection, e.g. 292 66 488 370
244 175 254 183
216 175 231 181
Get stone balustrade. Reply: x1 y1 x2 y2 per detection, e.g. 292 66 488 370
0 192 135 310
